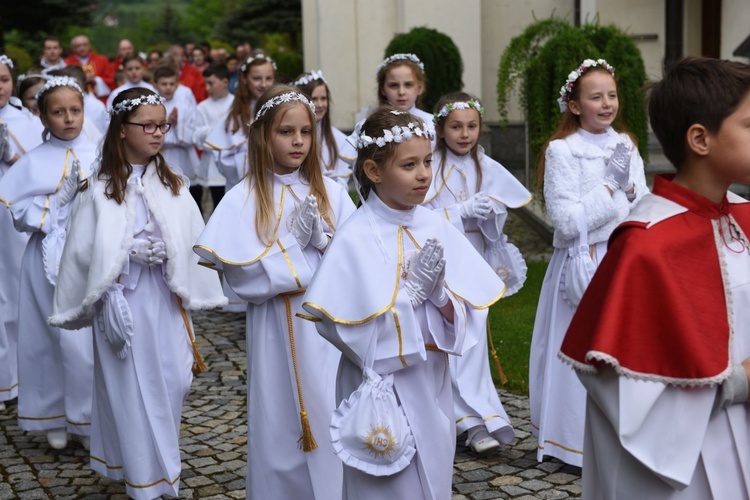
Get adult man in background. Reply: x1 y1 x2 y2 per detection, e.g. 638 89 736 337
65 34 113 101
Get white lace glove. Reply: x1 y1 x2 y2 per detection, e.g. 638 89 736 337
0 123 15 163
129 236 167 266
459 192 492 221
604 142 632 190
309 213 329 251
292 195 319 248
405 238 447 308
58 159 81 207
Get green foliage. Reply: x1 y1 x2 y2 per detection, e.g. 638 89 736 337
488 260 548 395
5 45 34 75
497 18 649 171
384 26 463 112
185 0 231 42
218 0 301 49
0 0 94 54
272 50 303 84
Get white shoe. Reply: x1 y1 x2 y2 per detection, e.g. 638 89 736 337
0 401 5 411
46 428 68 450
467 427 500 454
74 434 91 451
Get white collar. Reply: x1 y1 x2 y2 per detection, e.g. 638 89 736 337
46 133 88 149
367 191 416 227
274 168 301 186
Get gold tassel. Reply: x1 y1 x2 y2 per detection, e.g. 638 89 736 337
283 293 318 452
297 410 318 452
177 297 207 375
486 319 508 385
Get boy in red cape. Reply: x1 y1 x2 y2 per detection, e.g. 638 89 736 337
560 57 750 498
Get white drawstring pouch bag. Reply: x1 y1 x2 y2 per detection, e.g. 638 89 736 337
95 282 135 359
484 235 528 297
560 204 596 309
330 367 416 476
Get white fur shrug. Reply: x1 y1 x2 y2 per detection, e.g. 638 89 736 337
544 128 648 248
49 161 227 330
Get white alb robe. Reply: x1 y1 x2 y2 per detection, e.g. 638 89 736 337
319 122 351 187
194 170 356 500
162 96 199 183
0 103 44 403
0 134 96 434
529 127 648 466
424 147 531 444
193 94 234 187
50 161 226 500
302 193 506 500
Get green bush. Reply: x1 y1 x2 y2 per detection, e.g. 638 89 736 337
271 50 303 84
5 45 34 75
384 26 463 112
497 18 649 174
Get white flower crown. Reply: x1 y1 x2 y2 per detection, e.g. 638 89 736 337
107 93 166 116
356 121 434 150
35 76 84 101
0 55 13 69
376 53 424 75
253 91 315 123
433 99 484 124
241 54 277 73
558 58 615 113
291 70 326 87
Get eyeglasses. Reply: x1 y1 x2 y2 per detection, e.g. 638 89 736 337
124 121 172 134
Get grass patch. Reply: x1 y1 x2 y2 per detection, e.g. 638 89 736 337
487 260 548 395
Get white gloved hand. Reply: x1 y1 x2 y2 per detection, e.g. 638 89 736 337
405 238 446 308
58 159 81 207
604 142 632 189
292 195 319 248
309 213 329 251
459 192 492 221
0 123 15 163
129 236 167 266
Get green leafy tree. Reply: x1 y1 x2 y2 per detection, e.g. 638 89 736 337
185 0 233 42
217 0 302 49
0 0 94 55
384 26 463 112
497 18 649 170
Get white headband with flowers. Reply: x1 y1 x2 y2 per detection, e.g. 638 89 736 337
108 93 166 116
291 70 326 87
376 53 424 75
241 54 277 73
253 91 315 123
558 59 615 113
433 99 484 124
356 121 434 150
35 76 84 101
0 55 13 68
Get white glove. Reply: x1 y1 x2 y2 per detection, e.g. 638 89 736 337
292 195 319 248
309 213 329 251
459 192 492 221
604 142 632 189
405 238 447 308
0 123 15 163
129 236 167 266
58 159 81 207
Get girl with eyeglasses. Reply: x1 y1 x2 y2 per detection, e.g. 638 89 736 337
49 87 226 499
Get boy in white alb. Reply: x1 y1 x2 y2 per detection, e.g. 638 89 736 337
560 57 750 498
153 66 201 209
193 64 234 213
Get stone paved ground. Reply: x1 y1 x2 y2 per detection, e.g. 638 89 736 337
0 211 572 499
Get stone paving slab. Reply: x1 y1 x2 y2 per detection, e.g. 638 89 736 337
0 306 578 499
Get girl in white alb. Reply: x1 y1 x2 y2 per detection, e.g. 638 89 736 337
529 59 648 467
0 77 94 452
302 106 506 500
425 93 532 454
293 70 351 186
0 54 44 412
194 86 356 500
339 54 436 169
50 88 226 500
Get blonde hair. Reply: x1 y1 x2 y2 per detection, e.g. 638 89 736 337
246 84 334 242
226 52 276 136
